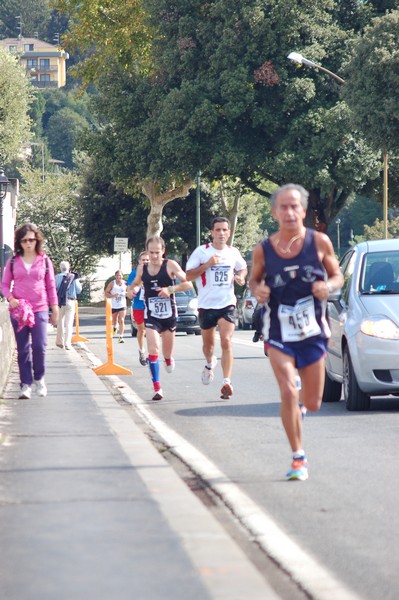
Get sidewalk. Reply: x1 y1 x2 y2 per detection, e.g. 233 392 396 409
0 332 279 600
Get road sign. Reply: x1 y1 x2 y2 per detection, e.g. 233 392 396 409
114 237 128 253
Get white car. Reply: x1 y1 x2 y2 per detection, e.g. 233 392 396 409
324 239 399 411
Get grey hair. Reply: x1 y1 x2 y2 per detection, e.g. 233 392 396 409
271 184 309 210
60 260 70 272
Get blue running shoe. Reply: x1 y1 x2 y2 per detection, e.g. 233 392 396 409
286 456 308 481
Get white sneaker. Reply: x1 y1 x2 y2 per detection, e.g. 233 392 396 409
35 379 47 397
164 358 175 373
19 384 31 399
201 356 218 385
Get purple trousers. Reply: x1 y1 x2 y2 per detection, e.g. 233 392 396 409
11 311 48 387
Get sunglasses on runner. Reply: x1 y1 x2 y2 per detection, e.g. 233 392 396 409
21 238 37 243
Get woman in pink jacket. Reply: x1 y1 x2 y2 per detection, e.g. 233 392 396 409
2 223 59 399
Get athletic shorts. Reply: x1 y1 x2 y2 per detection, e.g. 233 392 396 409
133 308 145 325
198 305 236 330
112 307 126 314
265 337 328 369
145 316 177 334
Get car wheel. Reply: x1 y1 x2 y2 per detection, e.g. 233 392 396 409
194 330 201 336
242 321 251 330
131 326 137 338
343 346 370 411
322 370 342 403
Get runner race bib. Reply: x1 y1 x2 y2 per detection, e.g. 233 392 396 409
278 295 321 342
211 265 230 287
148 296 173 319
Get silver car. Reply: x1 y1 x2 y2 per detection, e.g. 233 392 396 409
324 239 399 411
236 288 257 329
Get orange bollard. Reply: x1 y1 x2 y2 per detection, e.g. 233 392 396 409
92 298 132 376
71 300 89 343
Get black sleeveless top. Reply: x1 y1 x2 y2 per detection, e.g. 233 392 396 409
142 260 177 320
261 229 330 343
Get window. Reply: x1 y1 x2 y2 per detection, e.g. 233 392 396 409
40 74 50 82
27 59 37 68
40 59 50 69
24 44 34 51
8 45 17 52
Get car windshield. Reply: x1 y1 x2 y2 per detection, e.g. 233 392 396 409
174 280 197 298
360 251 399 294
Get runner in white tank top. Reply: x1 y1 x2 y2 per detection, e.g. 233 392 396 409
105 270 127 342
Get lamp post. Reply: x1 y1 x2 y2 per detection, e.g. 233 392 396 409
335 218 341 257
287 51 388 239
196 170 201 247
0 169 10 283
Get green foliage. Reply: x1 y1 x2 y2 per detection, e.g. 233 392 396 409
343 10 399 152
0 49 32 166
54 0 153 84
80 0 381 233
78 161 149 256
0 0 51 39
327 194 382 253
16 168 99 276
362 215 399 240
46 107 90 168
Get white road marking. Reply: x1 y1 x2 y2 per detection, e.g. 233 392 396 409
81 343 360 600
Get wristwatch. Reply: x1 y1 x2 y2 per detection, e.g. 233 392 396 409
168 285 175 294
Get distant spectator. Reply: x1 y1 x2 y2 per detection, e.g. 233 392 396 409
55 260 82 350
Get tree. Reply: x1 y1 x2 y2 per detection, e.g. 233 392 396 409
54 0 153 84
0 48 32 166
343 10 399 153
0 0 51 39
79 161 149 256
46 107 90 168
91 0 382 231
16 168 99 276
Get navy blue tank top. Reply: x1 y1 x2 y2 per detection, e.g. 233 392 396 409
142 260 177 320
261 229 330 343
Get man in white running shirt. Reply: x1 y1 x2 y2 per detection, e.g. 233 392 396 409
186 217 247 399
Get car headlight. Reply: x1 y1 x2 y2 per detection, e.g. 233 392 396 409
360 316 399 339
188 298 198 311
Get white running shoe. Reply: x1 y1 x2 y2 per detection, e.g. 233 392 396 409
164 358 175 373
220 382 233 399
152 389 164 401
201 356 218 385
35 379 47 397
19 384 31 399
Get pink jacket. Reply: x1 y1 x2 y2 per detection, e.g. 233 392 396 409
2 254 58 313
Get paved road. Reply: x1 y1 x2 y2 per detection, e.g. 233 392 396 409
79 311 399 600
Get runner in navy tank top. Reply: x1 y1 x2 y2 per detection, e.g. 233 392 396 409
127 236 193 402
249 184 343 482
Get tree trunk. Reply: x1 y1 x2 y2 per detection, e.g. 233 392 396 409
142 178 193 237
218 180 241 245
307 187 349 232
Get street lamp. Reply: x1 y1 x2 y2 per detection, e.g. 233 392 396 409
0 168 10 283
335 218 341 258
196 170 201 247
287 52 345 84
287 51 388 239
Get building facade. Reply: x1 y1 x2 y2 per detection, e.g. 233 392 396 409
0 37 69 88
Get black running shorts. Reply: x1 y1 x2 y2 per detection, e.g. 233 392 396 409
198 305 236 330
